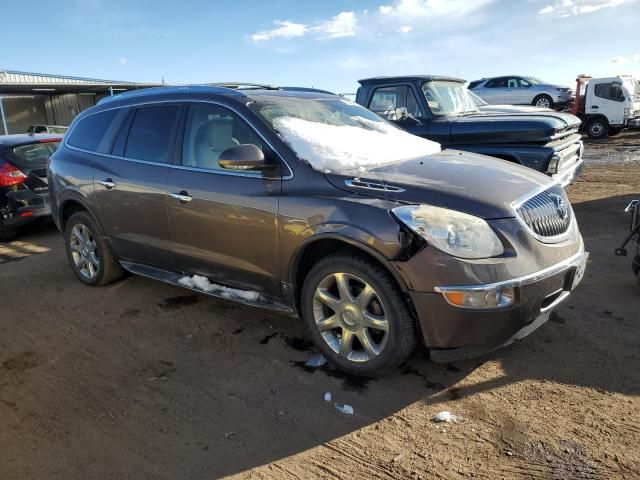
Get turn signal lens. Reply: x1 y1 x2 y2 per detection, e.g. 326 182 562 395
441 287 515 309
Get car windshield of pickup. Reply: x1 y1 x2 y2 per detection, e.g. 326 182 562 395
250 95 441 173
421 81 478 116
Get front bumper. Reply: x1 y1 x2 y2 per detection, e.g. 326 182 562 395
409 249 588 362
552 157 584 188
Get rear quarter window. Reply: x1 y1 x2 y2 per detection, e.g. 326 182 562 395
67 109 119 152
468 80 483 89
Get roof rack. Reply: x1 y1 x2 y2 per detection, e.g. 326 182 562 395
207 82 281 90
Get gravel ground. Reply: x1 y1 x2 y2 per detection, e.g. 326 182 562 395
0 132 638 479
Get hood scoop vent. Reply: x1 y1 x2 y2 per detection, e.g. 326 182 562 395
345 178 406 193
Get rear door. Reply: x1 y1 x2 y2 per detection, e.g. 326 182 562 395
475 77 507 104
90 104 182 268
166 103 282 298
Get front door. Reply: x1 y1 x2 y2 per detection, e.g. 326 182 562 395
93 104 182 268
167 104 282 298
588 81 626 126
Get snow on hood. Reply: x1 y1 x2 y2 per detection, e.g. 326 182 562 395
273 116 441 173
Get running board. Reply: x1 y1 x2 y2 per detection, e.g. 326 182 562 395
119 261 296 315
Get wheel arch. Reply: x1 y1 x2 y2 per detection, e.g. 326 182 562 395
58 196 92 231
289 234 410 315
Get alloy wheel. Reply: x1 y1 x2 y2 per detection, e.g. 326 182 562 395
69 223 100 280
535 96 551 108
312 272 389 362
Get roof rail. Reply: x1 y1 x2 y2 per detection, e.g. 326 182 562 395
207 82 281 90
97 84 246 105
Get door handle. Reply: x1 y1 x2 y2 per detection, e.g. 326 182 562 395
98 179 116 189
591 105 599 109
170 191 193 203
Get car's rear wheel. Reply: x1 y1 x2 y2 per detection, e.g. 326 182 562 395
64 211 123 286
586 118 609 139
533 94 553 109
301 253 416 376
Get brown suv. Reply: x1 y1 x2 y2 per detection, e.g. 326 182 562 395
48 86 588 376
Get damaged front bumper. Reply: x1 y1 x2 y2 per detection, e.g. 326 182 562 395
408 249 588 363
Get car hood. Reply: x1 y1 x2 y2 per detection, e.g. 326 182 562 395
324 149 554 219
448 110 581 145
478 104 552 114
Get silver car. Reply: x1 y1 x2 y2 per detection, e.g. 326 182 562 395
469 76 573 109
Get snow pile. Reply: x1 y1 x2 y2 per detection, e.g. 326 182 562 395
432 411 458 423
335 403 354 415
273 116 441 173
178 275 262 302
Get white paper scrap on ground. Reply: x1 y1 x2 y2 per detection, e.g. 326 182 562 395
335 403 354 415
324 392 332 402
432 411 458 423
178 275 262 302
305 353 327 368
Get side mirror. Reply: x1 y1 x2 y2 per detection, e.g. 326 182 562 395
218 144 274 171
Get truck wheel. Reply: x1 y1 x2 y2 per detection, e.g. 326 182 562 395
586 118 609 139
533 94 553 109
64 211 124 286
301 252 416 377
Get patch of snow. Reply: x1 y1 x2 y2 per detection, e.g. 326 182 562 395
178 274 262 302
432 411 458 423
305 353 327 368
324 392 332 402
335 403 354 415
273 116 441 174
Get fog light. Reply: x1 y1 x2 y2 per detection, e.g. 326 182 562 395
440 287 514 309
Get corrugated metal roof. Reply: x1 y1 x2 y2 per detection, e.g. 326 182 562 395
0 69 136 85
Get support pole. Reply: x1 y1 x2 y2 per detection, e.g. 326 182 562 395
0 96 8 135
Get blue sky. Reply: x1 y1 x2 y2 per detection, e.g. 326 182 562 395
2 0 639 92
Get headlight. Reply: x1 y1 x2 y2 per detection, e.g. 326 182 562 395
392 205 504 259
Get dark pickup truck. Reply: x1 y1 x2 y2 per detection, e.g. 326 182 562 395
356 76 584 187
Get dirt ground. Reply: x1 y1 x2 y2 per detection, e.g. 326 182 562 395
1 132 639 480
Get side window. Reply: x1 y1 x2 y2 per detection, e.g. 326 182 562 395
368 86 423 119
124 106 181 163
67 109 119 151
181 105 266 172
486 77 507 88
594 82 625 101
507 78 519 88
369 87 401 120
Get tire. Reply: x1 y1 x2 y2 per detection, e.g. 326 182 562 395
0 219 16 242
586 118 609 139
300 252 416 377
64 211 124 286
533 94 553 109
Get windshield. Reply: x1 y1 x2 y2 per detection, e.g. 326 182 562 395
421 81 478 116
249 96 440 173
525 77 546 85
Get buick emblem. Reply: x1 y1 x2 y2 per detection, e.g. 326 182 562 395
550 194 569 220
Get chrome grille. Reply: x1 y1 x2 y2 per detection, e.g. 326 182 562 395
516 184 573 241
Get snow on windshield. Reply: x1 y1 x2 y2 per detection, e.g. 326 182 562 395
271 113 441 173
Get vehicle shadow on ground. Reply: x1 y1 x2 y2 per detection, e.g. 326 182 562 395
1 196 638 478
424 193 640 405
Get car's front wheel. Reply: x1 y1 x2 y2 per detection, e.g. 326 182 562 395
64 211 123 286
533 94 553 109
301 252 416 376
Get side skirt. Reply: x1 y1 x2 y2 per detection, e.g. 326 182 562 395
119 261 297 316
